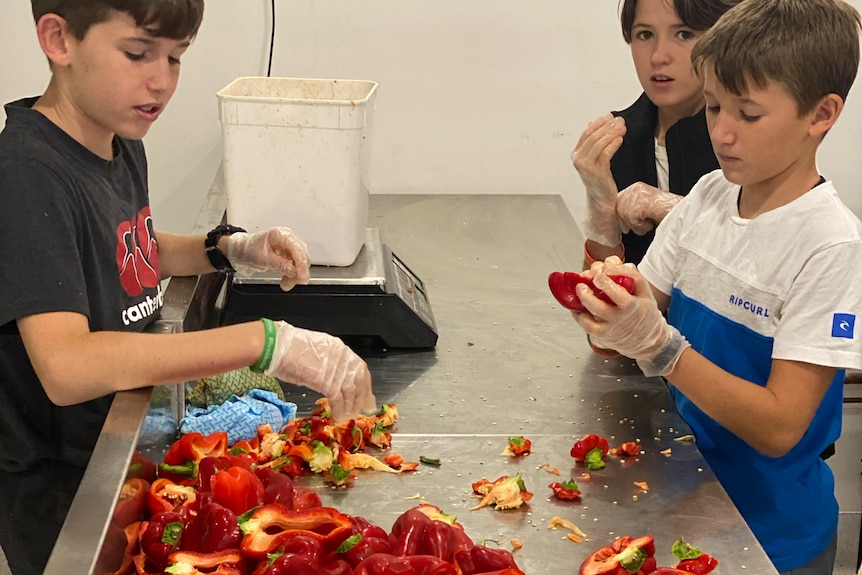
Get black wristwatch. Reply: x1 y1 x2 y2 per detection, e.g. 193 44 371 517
205 224 246 273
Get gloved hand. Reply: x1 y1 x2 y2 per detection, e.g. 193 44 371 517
616 182 682 236
265 321 377 421
227 227 311 291
571 114 627 247
572 264 690 377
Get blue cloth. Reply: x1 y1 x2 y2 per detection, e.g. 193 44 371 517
180 389 297 444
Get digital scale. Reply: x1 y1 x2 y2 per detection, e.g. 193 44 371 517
221 229 438 349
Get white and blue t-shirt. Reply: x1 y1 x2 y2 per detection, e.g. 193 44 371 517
640 169 862 572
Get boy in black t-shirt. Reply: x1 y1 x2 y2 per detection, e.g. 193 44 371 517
0 2 376 573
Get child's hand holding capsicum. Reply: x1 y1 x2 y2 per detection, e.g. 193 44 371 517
571 263 690 378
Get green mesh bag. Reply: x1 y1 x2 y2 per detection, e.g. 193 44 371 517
187 367 286 408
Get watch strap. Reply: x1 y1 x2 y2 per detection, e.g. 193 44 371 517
205 224 246 273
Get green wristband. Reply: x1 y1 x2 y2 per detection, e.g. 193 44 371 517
250 318 277 373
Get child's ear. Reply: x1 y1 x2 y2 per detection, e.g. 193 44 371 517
809 93 844 138
36 13 74 68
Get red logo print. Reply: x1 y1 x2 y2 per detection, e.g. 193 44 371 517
116 207 160 297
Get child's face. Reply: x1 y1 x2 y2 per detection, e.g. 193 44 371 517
703 69 816 189
61 11 191 141
629 0 706 118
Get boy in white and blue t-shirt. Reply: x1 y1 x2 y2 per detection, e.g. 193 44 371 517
571 1 862 573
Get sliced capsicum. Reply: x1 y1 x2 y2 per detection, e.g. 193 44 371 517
148 478 197 516
501 436 532 457
240 504 354 559
159 431 229 483
352 553 458 575
164 549 244 575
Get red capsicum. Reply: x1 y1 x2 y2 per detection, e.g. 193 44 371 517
454 544 525 575
251 552 352 575
159 431 229 483
610 442 641 457
388 507 431 556
571 434 611 471
548 479 582 500
181 502 242 554
148 478 197 516
579 535 657 575
339 526 393 567
256 466 296 508
671 539 719 575
548 271 636 313
292 486 324 511
211 465 266 516
164 549 244 575
111 477 149 530
352 553 458 575
139 510 186 571
239 504 354 559
128 450 158 483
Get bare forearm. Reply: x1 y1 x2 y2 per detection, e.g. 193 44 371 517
157 231 217 278
665 349 831 457
30 321 265 405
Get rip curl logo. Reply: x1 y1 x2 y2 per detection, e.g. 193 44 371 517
116 207 160 297
831 313 855 339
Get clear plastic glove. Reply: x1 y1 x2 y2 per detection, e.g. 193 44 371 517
227 227 311 291
616 182 682 236
571 114 627 247
265 321 377 421
572 264 689 377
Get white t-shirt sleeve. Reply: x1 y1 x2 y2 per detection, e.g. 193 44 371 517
773 240 862 369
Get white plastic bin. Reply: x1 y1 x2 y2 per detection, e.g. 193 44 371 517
217 77 377 266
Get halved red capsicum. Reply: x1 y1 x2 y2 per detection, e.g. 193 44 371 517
571 434 611 471
671 539 719 575
159 431 229 483
579 535 657 575
548 272 636 313
239 504 354 559
148 478 197 516
164 549 244 575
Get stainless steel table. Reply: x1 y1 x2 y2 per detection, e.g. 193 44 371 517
47 180 780 574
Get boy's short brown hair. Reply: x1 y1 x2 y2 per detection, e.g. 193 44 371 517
619 0 742 43
31 0 204 41
692 0 861 114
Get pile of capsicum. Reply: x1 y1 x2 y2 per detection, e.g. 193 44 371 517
109 401 527 575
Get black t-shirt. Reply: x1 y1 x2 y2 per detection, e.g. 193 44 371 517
0 97 163 573
610 93 720 265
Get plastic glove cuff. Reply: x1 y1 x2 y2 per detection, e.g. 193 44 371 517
636 326 690 378
250 318 277 373
584 240 625 265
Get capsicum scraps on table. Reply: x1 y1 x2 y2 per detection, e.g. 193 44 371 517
571 433 611 471
579 535 657 575
548 271 636 313
670 539 719 575
501 436 532 457
609 441 641 457
548 479 582 501
470 474 533 511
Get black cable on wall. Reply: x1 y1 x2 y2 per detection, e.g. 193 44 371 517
266 0 276 76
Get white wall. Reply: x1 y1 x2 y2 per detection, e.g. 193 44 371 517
2 1 862 234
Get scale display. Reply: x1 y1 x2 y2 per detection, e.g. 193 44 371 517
221 229 438 349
